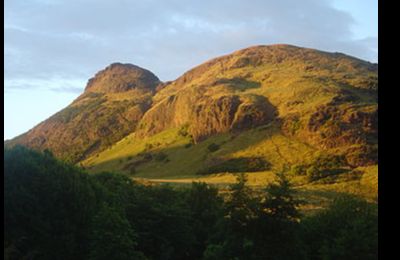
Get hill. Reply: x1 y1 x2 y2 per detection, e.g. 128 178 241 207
81 45 377 193
6 63 160 163
7 44 378 198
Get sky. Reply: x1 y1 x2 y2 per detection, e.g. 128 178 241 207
4 0 378 140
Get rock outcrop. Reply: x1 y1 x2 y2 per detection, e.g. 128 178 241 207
7 44 378 167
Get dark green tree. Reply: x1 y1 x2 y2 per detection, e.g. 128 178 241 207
206 173 258 259
88 203 144 260
185 182 224 258
252 172 305 260
301 194 378 260
260 172 302 222
4 146 98 260
125 185 195 260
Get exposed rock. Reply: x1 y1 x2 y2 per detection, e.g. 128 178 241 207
85 63 160 93
138 91 276 142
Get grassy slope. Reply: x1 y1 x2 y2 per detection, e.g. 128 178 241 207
83 45 377 205
83 123 377 203
83 123 316 176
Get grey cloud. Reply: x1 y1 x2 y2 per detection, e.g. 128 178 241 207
5 0 377 93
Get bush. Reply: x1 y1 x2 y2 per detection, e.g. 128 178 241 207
289 164 306 176
207 143 220 152
314 154 346 169
285 116 302 135
138 152 153 161
144 143 153 151
197 157 271 175
154 152 168 162
291 154 348 181
306 166 320 181
128 167 136 175
178 125 189 137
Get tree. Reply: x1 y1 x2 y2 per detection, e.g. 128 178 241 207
225 174 258 231
301 194 378 260
88 203 144 260
4 146 98 260
185 182 223 258
210 173 258 259
125 185 195 260
252 172 305 259
260 172 302 222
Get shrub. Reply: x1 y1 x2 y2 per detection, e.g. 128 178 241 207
290 154 348 182
207 143 220 152
314 154 346 169
289 164 306 176
154 152 168 162
197 157 271 175
144 143 153 151
178 125 189 137
138 152 153 161
306 166 320 181
284 116 302 135
128 167 136 176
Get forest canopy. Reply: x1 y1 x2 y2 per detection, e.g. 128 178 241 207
4 146 377 260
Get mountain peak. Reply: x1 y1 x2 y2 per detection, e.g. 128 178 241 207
85 63 160 93
7 44 377 168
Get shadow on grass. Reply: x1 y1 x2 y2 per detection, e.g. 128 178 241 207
86 124 283 179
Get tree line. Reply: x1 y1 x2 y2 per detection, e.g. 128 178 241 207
4 146 377 259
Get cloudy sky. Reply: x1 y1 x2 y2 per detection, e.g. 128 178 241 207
4 0 377 140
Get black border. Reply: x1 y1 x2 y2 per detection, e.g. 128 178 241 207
378 0 397 258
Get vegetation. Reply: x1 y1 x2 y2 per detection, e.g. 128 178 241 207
289 154 350 181
207 143 220 152
5 146 377 259
197 157 271 175
154 152 169 162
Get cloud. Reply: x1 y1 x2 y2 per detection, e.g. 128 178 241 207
4 0 377 93
5 77 85 94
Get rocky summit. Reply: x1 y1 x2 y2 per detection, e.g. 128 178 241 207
6 63 160 162
85 63 160 93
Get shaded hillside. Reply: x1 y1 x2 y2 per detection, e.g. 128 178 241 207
7 63 160 163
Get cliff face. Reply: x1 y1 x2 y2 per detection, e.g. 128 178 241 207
138 89 276 142
8 44 378 167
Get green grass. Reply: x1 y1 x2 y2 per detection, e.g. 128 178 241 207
84 123 316 177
